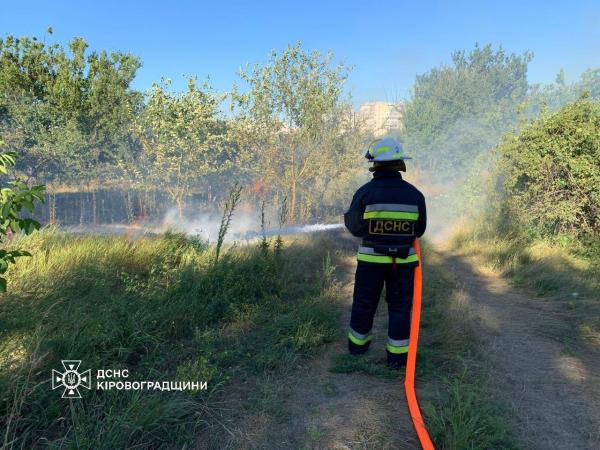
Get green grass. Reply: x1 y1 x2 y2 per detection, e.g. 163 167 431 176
0 229 342 449
423 375 514 450
417 243 518 450
0 228 526 449
452 219 600 344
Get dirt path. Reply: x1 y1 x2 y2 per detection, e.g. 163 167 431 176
445 250 600 450
274 252 418 450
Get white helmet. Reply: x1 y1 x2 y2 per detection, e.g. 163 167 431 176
364 137 411 162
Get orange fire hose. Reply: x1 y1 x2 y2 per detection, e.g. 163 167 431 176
405 239 435 450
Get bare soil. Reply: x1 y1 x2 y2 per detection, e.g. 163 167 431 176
445 249 600 450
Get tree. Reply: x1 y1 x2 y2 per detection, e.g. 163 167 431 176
0 33 142 186
527 67 600 115
402 43 533 175
135 78 227 217
0 137 45 291
231 42 361 222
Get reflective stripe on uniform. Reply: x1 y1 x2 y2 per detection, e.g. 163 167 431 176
365 204 419 213
386 344 409 354
348 329 373 346
388 337 409 346
357 253 419 264
386 337 409 354
356 246 418 264
363 203 419 221
364 211 419 220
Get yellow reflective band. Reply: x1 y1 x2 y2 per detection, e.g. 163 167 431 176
374 145 391 154
386 343 409 354
348 332 373 346
363 211 419 220
356 252 419 264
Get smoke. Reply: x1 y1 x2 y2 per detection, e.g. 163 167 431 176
241 223 344 240
159 207 257 241
61 201 345 242
161 207 344 241
64 206 343 242
288 223 344 233
410 115 502 241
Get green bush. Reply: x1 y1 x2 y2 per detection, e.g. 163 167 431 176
496 97 600 237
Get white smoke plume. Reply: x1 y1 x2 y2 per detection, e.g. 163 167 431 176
160 208 344 242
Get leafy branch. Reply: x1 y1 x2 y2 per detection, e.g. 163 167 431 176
0 144 45 291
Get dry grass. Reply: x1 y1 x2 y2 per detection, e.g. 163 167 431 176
451 220 600 345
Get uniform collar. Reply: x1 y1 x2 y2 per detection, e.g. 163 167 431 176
372 169 402 179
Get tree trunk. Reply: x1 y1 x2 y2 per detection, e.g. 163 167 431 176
92 190 97 225
290 152 297 223
290 181 297 224
125 191 133 224
176 195 185 219
79 194 85 226
49 192 56 225
137 190 144 221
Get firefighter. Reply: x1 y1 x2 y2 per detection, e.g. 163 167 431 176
344 137 427 369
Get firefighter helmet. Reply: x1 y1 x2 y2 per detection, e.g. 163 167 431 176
365 137 411 162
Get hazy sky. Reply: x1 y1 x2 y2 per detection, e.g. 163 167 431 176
1 0 599 107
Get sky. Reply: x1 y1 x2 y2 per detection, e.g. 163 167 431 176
1 0 599 107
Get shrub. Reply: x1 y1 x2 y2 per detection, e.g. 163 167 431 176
496 97 600 237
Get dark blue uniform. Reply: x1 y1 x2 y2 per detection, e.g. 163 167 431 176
344 168 426 366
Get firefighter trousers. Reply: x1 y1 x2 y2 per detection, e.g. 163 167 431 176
348 261 415 365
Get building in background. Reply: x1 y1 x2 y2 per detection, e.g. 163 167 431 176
356 101 404 137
